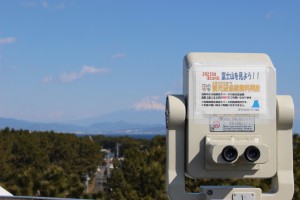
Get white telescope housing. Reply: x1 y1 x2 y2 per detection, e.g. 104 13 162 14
166 53 294 200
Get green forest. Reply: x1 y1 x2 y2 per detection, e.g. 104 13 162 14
0 128 299 199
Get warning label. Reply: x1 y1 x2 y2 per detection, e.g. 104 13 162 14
195 67 267 115
210 116 255 132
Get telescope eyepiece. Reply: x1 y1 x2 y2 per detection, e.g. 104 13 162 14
222 146 238 162
244 146 260 162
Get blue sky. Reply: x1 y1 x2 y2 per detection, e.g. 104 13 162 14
0 1 299 130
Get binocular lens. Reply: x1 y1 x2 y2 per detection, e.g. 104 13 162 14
222 146 238 162
244 146 260 162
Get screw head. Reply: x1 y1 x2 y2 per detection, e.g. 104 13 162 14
207 190 213 196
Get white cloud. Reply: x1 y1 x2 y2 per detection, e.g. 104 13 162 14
112 53 126 59
60 72 78 83
132 96 165 111
60 65 110 83
0 37 17 45
80 65 109 75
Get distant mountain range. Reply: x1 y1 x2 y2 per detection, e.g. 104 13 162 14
1 108 299 135
70 108 165 126
0 108 166 135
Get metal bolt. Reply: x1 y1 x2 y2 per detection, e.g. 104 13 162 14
207 190 213 196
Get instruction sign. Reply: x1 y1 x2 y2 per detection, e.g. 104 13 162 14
194 67 267 115
210 115 255 132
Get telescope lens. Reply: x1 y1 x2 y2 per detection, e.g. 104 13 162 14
222 146 238 162
244 146 260 162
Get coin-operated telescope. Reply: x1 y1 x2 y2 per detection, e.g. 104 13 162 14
166 53 294 200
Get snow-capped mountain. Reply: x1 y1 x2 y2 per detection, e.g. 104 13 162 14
70 96 165 126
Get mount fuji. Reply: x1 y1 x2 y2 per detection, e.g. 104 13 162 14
70 96 165 126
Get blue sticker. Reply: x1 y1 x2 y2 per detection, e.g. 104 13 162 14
252 100 260 108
